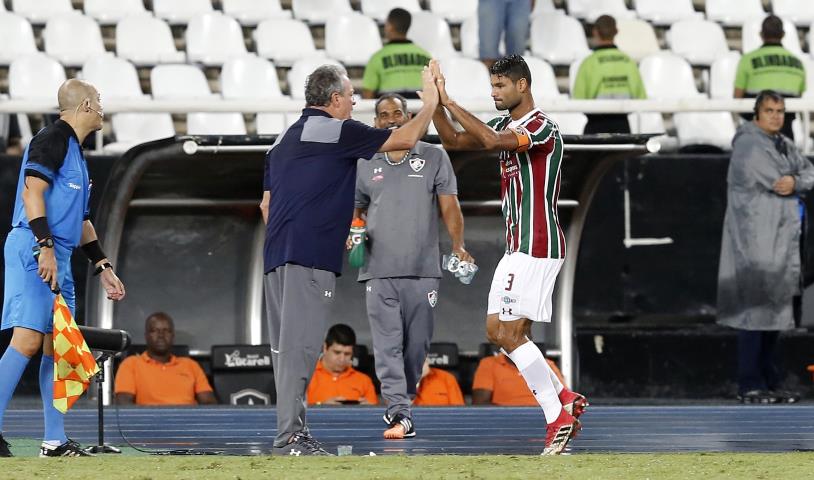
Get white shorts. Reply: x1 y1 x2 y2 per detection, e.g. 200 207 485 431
486 252 564 322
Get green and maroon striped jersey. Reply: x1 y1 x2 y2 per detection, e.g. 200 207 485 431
487 108 565 259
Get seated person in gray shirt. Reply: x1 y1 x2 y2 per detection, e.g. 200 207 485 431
352 93 473 439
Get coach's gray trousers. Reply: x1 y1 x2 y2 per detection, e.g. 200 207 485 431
366 277 439 420
264 264 335 447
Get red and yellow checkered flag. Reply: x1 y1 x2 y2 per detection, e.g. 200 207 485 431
52 293 100 413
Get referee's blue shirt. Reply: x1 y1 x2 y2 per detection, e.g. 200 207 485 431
263 108 391 275
10 120 91 249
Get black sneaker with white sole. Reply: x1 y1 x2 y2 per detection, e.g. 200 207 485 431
272 432 333 456
0 434 12 457
39 439 94 457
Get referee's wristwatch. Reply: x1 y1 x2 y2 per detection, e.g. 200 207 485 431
37 237 54 249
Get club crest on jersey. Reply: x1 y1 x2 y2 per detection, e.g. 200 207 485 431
410 158 425 173
427 290 438 308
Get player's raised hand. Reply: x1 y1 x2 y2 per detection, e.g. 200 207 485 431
430 60 449 106
419 62 439 106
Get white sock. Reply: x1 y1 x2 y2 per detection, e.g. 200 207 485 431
507 341 562 423
545 359 565 394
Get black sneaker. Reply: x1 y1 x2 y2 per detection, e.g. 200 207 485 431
0 434 12 457
737 390 778 404
272 432 333 456
39 439 94 457
383 413 416 439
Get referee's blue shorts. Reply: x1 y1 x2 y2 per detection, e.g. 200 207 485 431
2 228 75 335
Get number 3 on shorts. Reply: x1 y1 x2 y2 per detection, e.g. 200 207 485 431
504 273 515 291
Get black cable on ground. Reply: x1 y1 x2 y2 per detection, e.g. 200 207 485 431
113 402 224 456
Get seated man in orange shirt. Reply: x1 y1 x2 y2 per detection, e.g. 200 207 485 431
115 312 216 406
307 324 378 405
472 351 566 406
414 358 464 406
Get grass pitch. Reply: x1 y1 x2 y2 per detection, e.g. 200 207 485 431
3 452 814 480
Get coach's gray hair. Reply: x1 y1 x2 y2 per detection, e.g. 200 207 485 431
305 65 348 107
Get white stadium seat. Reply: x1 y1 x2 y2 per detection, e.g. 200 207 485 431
0 12 37 65
153 0 213 25
547 112 587 135
615 19 660 62
627 112 666 135
523 56 565 100
186 12 248 66
408 10 457 59
709 51 741 99
187 113 247 135
361 0 421 23
531 12 590 66
673 112 736 150
81 55 147 100
84 0 147 25
287 56 344 100
254 18 321 67
634 0 702 26
772 0 814 27
460 16 505 59
107 113 176 153
12 0 74 24
43 12 106 67
705 0 764 27
221 55 288 134
440 57 491 101
742 16 803 56
566 0 635 22
531 0 558 17
429 0 477 24
325 13 382 67
117 15 186 66
292 0 352 25
667 19 730 67
9 53 66 104
222 0 291 26
803 58 814 99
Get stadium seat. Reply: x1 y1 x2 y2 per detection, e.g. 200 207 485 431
523 56 565 100
460 16 505 59
211 345 276 405
673 112 736 151
153 0 213 25
772 0 814 27
666 19 730 67
116 15 186 66
548 112 588 135
11 0 74 24
615 19 660 62
407 10 458 60
741 16 803 56
185 12 248 66
708 51 741 99
325 13 382 67
565 0 635 22
292 0 352 25
531 0 558 17
81 55 147 100
705 0 764 27
43 12 106 68
361 0 421 23
0 12 37 65
107 113 176 153
428 342 460 381
254 18 321 67
428 0 477 24
9 53 66 105
84 0 147 25
803 57 814 99
627 112 666 135
639 52 703 100
187 113 247 136
440 57 491 101
634 0 702 26
222 0 292 26
287 56 344 99
220 55 287 135
530 12 591 66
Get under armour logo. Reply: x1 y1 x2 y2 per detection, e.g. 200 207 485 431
289 449 302 456
532 389 538 396
366 286 372 292
324 291 333 298
502 307 513 315
373 167 383 174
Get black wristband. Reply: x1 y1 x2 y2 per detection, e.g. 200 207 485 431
81 240 107 265
93 262 113 276
29 217 52 242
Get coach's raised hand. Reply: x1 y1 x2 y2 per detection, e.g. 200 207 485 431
430 60 449 106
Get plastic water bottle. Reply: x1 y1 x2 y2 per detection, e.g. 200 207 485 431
442 253 478 285
349 218 367 268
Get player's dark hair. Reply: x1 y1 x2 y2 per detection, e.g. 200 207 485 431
489 54 533 87
761 15 784 40
753 90 784 119
594 15 617 40
325 323 356 347
145 311 174 330
387 8 412 35
375 93 409 116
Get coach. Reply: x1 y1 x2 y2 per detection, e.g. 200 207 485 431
259 62 440 456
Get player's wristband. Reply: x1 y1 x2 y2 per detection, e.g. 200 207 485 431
81 240 107 265
29 216 52 242
93 262 113 276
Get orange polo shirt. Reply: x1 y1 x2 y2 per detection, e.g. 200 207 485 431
414 367 465 406
114 352 213 406
306 360 378 405
474 354 565 406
